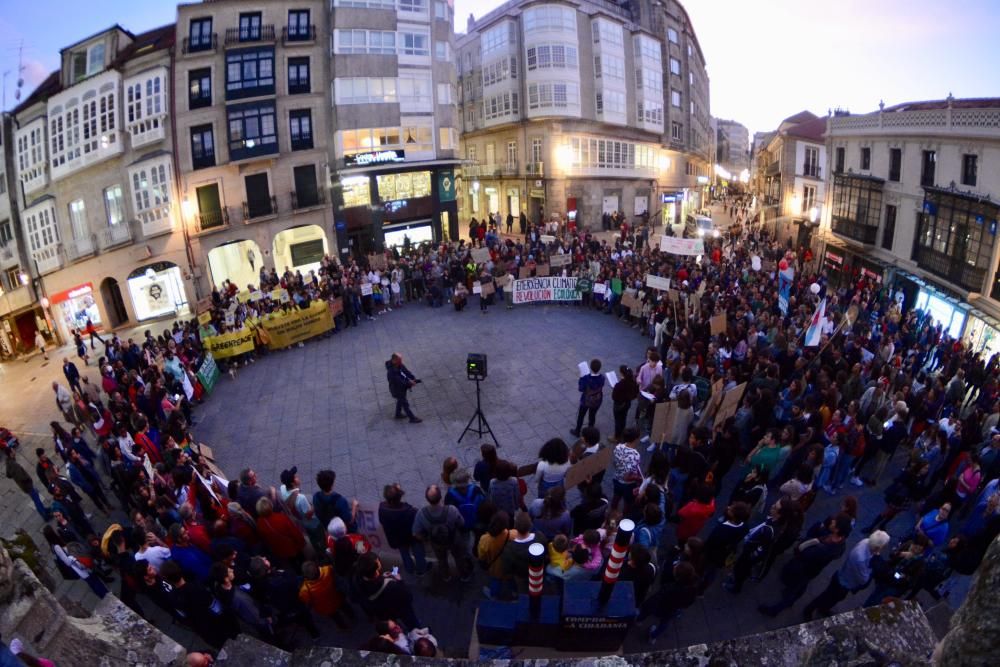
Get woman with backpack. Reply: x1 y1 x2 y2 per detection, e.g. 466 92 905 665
444 470 487 541
572 359 605 437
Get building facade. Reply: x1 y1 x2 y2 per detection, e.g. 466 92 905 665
750 110 826 249
715 118 749 177
11 24 193 346
328 0 461 254
819 97 1000 358
455 0 712 234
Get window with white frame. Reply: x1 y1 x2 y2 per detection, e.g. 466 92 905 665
482 57 517 86
400 31 429 56
637 100 664 126
129 157 173 232
591 18 624 46
17 122 47 188
671 89 681 107
104 185 126 226
594 53 624 79
465 106 477 128
467 145 477 162
332 0 393 6
67 199 87 239
802 184 816 213
399 0 427 14
340 127 399 155
435 1 448 20
671 122 682 141
527 44 577 70
523 5 576 34
24 202 59 253
669 57 681 75
335 77 398 104
527 82 578 110
565 136 661 172
401 122 433 153
126 72 165 125
437 83 453 104
634 35 661 68
635 68 662 95
531 137 542 163
398 72 433 110
434 40 450 60
483 91 519 120
667 28 678 43
335 29 396 55
480 22 515 56
506 141 517 168
439 127 457 150
595 90 625 115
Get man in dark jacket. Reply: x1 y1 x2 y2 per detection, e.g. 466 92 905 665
62 357 82 394
386 353 422 423
351 551 421 629
248 556 319 639
757 513 851 616
4 448 49 520
572 358 605 437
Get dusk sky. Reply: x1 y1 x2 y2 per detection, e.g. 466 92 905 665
1 0 997 142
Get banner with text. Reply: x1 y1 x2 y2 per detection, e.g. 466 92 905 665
202 329 256 359
261 301 335 349
513 276 582 304
659 235 705 256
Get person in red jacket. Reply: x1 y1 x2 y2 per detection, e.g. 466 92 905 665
255 497 306 567
675 483 716 544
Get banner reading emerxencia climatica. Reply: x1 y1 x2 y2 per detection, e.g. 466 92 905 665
513 276 582 304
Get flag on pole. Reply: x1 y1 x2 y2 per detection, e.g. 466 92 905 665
805 298 826 347
778 266 794 315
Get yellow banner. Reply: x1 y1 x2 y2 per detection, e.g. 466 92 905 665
202 328 256 359
261 301 334 349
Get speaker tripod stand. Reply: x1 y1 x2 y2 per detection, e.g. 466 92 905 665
458 378 498 446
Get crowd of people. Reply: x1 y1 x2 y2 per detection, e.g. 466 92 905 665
3 195 999 663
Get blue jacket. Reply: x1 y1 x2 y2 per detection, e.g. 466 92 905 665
578 373 606 407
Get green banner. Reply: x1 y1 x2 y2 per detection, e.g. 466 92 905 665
197 353 221 395
438 169 456 202
576 277 593 293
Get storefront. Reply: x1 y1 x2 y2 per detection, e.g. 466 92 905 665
335 152 459 255
821 243 887 289
50 282 102 338
964 310 1000 360
126 262 190 322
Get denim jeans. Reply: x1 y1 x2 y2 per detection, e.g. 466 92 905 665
398 541 428 574
831 454 857 489
27 487 49 521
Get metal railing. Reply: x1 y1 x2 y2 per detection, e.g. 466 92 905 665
224 25 275 46
291 189 325 210
913 246 986 292
98 224 132 249
802 165 821 179
183 34 218 54
196 208 230 233
526 161 544 177
243 196 278 221
282 25 316 44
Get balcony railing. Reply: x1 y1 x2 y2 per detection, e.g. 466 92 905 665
802 165 822 179
913 246 987 293
225 25 276 46
183 34 218 54
127 115 167 149
502 163 518 176
243 196 278 222
291 189 325 211
526 161 544 177
66 235 96 261
33 246 63 275
831 217 878 245
196 207 230 233
98 223 132 249
282 25 316 44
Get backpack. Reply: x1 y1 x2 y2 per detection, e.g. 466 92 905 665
448 486 484 531
423 507 455 547
583 378 603 409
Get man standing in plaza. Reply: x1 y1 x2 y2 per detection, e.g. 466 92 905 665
802 530 890 619
4 447 49 520
572 359 605 437
386 352 422 423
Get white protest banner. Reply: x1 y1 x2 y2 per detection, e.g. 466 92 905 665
361 283 373 296
593 282 607 295
354 500 390 552
577 361 590 377
512 276 582 304
549 254 572 267
659 235 705 256
540 234 556 243
471 247 491 264
473 281 483 295
646 275 671 291
249 290 264 302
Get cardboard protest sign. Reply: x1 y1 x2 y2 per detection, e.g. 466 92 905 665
620 292 636 312
668 289 679 304
540 234 556 243
517 461 538 477
563 446 613 490
697 379 725 428
481 281 495 297
471 248 491 264
196 297 213 313
355 500 391 552
710 313 727 336
550 254 572 267
650 401 675 443
473 281 482 295
646 275 671 291
368 254 388 270
519 266 531 279
536 264 550 277
713 382 747 431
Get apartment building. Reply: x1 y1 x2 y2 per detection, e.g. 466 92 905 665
12 24 191 345
456 0 712 232
329 0 460 253
174 0 332 292
819 96 1000 357
715 118 749 176
752 110 826 248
